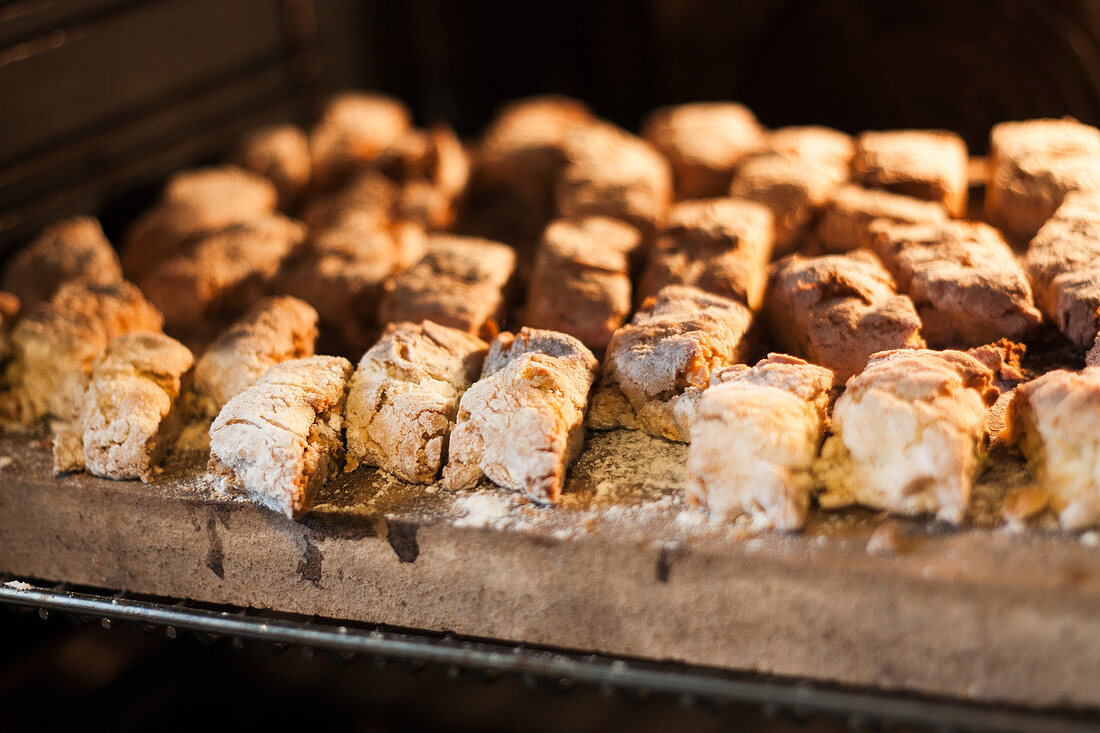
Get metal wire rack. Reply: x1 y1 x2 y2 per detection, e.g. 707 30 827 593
2 576 1097 732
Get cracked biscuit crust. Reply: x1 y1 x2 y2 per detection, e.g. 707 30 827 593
588 285 754 442
1005 367 1100 530
345 320 488 483
765 251 925 384
208 356 352 519
443 328 597 503
687 354 834 531
815 349 997 524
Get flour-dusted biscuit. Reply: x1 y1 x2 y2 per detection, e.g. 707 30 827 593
443 328 598 503
139 214 306 333
852 130 968 216
9 282 163 422
816 184 948 253
121 166 278 278
3 217 122 310
301 169 401 232
989 118 1100 171
870 220 1041 346
525 216 641 353
1025 192 1100 347
637 198 774 308
309 91 412 190
765 251 925 383
1006 367 1100 530
556 122 673 235
231 124 312 207
345 320 487 483
378 234 516 338
642 102 766 198
208 356 352 518
815 349 997 524
761 126 856 170
376 124 471 231
192 296 318 415
588 285 754 442
66 332 194 481
687 354 834 531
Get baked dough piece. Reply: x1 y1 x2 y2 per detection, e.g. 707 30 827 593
765 251 925 384
344 320 488 482
588 285 754 442
378 234 516 337
139 214 306 333
641 102 766 198
61 332 194 480
309 92 412 190
556 122 673 235
121 166 278 278
870 220 1042 346
192 296 319 415
637 198 774 308
376 125 470 231
1025 192 1100 347
443 328 598 503
9 281 163 422
762 126 856 170
852 130 968 216
989 118 1100 171
816 184 948 253
815 349 997 524
687 354 834 531
525 216 641 353
3 217 122 309
208 356 352 519
1004 367 1100 530
231 124 312 207
301 169 400 231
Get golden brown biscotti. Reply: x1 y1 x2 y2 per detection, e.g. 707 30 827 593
815 349 997 524
231 124 312 207
308 91 412 190
376 124 471 231
3 217 122 310
641 102 766 198
765 251 925 383
870 220 1042 346
851 130 969 216
443 328 598 503
815 184 948 253
687 354 834 531
344 320 488 483
208 356 353 519
760 126 856 170
587 285 754 442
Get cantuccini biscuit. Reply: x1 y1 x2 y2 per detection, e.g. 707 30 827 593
816 184 948 253
761 126 855 170
852 130 969 216
309 92 412 190
4 217 122 310
231 124 312 207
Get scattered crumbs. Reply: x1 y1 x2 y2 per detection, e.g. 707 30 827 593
453 492 516 529
0 456 13 469
3 580 33 590
1082 531 1100 547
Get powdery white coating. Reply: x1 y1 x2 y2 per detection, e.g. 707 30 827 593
192 296 319 414
208 356 352 519
815 349 997 524
344 320 487 483
587 285 754 442
443 328 598 503
816 184 947 254
1005 367 1100 530
852 130 969 216
687 354 834 531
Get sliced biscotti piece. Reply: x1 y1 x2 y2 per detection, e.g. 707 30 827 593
525 216 641 353
8 281 163 422
442 328 597 503
231 124 312 208
139 214 306 334
60 332 194 480
816 184 948 253
1025 192 1100 347
208 356 352 519
309 91 412 190
637 198 774 308
588 285 754 442
1005 367 1100 529
378 234 516 338
815 349 997 524
191 296 318 416
765 251 925 384
556 122 673 235
3 217 122 310
641 102 766 198
870 220 1041 346
687 354 834 531
345 321 487 482
762 126 856 170
852 130 968 216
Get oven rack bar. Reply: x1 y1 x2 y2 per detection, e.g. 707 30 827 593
1 577 1095 733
